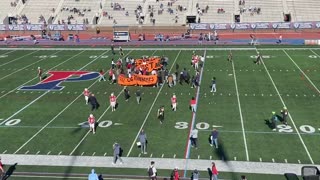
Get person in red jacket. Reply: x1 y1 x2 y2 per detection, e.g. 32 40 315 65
170 167 180 180
211 162 218 180
0 157 4 177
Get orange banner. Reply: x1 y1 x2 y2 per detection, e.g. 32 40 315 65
118 74 158 86
135 57 162 72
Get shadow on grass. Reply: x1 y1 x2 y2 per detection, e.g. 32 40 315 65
210 140 238 180
2 163 17 180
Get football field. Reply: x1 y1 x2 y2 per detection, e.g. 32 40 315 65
0 46 320 169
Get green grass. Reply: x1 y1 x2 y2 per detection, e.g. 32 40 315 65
0 47 319 179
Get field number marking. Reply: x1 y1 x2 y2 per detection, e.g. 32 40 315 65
175 121 319 134
78 120 113 128
0 118 21 126
89 55 109 59
250 55 270 58
277 124 316 134
308 55 317 59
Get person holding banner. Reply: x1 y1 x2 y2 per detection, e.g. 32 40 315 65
171 94 177 111
110 93 117 112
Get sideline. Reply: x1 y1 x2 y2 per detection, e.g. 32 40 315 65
0 154 319 176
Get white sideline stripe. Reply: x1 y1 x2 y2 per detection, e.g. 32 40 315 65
283 50 320 94
0 50 85 100
11 175 87 179
0 50 61 81
256 47 314 164
69 50 134 155
1 154 320 176
126 50 181 157
13 50 110 154
1 47 320 51
231 57 249 161
0 50 39 67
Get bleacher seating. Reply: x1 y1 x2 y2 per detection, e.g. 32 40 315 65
197 0 234 23
0 0 19 23
0 0 320 25
54 0 100 25
99 0 146 26
239 0 284 23
287 0 320 21
20 0 60 24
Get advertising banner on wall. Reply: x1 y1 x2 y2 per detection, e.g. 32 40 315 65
0 24 86 31
189 22 320 30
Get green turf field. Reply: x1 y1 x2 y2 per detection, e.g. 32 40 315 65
0 47 319 171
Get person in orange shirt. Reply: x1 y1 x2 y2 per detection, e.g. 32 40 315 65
109 93 117 112
88 114 96 134
171 94 177 111
190 97 196 112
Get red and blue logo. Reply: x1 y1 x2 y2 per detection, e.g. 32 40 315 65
19 71 100 91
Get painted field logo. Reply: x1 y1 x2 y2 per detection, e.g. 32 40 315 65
19 71 100 91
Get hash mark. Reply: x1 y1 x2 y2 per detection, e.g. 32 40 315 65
234 157 237 161
36 151 40 155
25 150 29 154
150 153 153 158
272 158 275 163
58 151 62 155
47 151 51 155
92 152 96 156
2 150 7 154
285 159 288 163
138 153 141 157
210 156 212 160
161 154 164 158
104 153 107 156
298 160 301 164
81 152 84 156
198 155 200 159
259 158 262 162
173 154 176 158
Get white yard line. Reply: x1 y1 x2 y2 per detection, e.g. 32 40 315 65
0 50 39 67
256 48 314 164
231 57 249 161
0 50 16 57
283 50 320 94
0 50 61 81
126 50 182 157
0 50 86 100
13 50 111 154
69 90 124 155
69 50 137 155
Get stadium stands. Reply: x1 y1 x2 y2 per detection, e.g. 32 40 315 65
196 0 234 23
0 0 319 25
54 0 101 25
20 0 60 24
99 0 146 26
287 0 320 22
239 0 284 22
0 0 20 23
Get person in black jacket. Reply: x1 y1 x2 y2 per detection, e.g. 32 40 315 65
88 94 100 111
